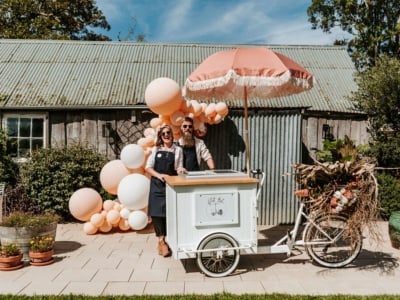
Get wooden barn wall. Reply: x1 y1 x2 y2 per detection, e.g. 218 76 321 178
49 110 155 160
302 116 369 162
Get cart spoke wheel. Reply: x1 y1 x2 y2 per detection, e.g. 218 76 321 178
196 232 240 277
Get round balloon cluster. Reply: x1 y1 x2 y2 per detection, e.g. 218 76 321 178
143 77 229 144
69 144 151 235
68 77 229 235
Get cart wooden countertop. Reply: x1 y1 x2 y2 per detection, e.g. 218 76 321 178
164 175 259 186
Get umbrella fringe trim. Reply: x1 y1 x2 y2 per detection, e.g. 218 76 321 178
185 69 312 92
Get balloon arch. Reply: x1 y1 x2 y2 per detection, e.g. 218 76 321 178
68 77 229 235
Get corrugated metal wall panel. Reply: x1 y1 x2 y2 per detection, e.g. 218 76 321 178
204 111 301 225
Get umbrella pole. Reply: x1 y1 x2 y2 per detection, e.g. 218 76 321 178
244 86 251 177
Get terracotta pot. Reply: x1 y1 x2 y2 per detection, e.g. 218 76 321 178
29 249 54 266
0 253 23 271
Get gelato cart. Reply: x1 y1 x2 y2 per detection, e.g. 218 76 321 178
165 170 259 277
165 169 363 277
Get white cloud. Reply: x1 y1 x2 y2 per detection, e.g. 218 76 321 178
95 0 350 45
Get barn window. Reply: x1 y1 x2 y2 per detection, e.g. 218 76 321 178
2 114 47 161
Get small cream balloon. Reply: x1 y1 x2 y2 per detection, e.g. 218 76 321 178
106 209 121 225
83 222 98 235
128 210 148 230
99 220 113 233
90 213 105 227
103 199 115 211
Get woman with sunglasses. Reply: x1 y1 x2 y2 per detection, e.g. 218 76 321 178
145 125 183 257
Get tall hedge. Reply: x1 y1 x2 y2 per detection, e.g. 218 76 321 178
20 145 107 220
0 129 19 187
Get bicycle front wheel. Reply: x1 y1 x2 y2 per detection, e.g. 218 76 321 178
196 232 240 277
304 214 362 268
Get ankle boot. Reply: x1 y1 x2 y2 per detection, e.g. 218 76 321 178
158 240 170 257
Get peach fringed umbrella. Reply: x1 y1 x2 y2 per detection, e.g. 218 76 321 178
184 47 314 176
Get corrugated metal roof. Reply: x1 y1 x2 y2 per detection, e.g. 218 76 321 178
0 39 358 113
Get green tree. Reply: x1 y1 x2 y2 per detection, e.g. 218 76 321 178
0 0 111 40
351 56 400 137
307 0 400 70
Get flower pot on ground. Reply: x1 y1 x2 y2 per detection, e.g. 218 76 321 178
0 212 59 259
0 242 23 271
29 235 55 266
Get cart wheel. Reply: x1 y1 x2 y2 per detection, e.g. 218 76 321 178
196 232 240 277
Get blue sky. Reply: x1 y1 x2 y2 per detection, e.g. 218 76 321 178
95 0 350 45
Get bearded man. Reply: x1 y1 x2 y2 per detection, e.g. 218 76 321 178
177 117 215 172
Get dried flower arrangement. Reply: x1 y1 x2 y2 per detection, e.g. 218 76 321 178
293 158 379 242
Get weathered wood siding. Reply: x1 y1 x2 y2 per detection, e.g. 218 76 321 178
302 116 369 162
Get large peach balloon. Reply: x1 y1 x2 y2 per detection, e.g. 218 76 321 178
121 144 145 169
100 160 131 195
128 211 148 230
69 188 102 221
117 174 150 210
145 77 183 115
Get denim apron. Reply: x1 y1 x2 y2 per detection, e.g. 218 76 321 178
148 149 176 217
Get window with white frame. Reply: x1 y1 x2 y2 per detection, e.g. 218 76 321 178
2 114 47 160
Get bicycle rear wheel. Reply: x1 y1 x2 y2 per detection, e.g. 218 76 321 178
304 214 362 268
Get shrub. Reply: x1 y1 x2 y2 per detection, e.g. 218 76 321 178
0 129 19 187
20 145 107 221
0 211 60 227
368 135 400 168
376 172 400 220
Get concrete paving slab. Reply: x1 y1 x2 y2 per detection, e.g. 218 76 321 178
0 221 399 296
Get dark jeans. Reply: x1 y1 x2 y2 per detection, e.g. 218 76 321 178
152 216 166 237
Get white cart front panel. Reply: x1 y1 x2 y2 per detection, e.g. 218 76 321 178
165 175 258 259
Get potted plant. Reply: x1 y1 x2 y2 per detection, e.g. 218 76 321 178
0 211 59 259
29 235 55 266
0 242 23 271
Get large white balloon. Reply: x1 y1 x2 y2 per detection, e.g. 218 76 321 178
128 210 148 230
117 174 150 210
120 144 145 169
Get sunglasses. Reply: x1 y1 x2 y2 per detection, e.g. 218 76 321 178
161 131 171 136
182 124 193 129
